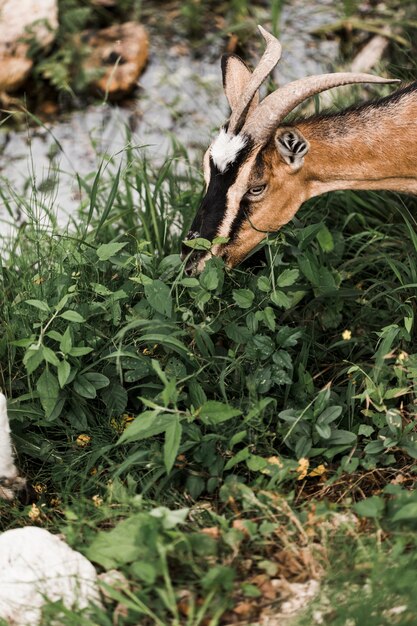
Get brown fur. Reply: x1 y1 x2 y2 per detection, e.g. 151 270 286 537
224 84 417 267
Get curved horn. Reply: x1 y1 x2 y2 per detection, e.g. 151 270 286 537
221 54 260 119
228 25 282 134
242 72 401 142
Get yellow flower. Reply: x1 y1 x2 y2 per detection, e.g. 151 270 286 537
342 330 352 341
309 464 326 478
109 416 120 432
76 434 91 447
92 494 103 507
296 457 309 480
122 413 134 428
143 344 159 356
397 351 408 362
28 503 41 521
33 483 47 494
110 413 135 434
267 456 283 467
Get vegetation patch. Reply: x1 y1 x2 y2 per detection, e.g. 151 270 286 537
1 137 417 622
2 1 417 624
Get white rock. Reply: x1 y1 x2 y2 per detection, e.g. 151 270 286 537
0 392 18 480
0 0 58 53
0 0 58 92
0 392 26 500
0 527 102 625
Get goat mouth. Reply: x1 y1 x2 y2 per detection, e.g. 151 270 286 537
181 249 207 276
181 242 230 275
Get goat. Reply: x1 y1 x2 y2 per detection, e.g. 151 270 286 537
181 26 417 273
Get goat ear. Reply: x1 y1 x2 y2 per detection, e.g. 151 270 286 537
275 128 309 171
221 54 259 114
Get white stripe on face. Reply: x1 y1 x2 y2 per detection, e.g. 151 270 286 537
215 152 258 243
210 128 248 173
203 148 211 189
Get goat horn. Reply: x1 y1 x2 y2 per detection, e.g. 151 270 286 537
228 25 282 134
242 72 400 141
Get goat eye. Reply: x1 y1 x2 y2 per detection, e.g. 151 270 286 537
248 184 266 197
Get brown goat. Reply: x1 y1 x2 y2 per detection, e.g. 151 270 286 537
182 27 416 273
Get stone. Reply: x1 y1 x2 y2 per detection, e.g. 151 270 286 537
0 0 58 92
0 527 102 625
0 392 26 500
79 22 149 97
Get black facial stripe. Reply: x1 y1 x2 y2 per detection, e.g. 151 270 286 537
187 138 253 243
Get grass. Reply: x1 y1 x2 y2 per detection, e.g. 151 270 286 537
2 133 417 624
2 1 417 623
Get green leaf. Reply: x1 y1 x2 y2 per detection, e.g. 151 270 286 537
180 277 199 287
404 315 413 334
59 310 85 323
353 496 384 518
60 326 72 354
25 299 50 313
199 401 242 425
55 294 70 312
24 346 44 374
73 375 97 399
188 380 207 407
118 411 174 444
358 425 374 437
37 369 60 418
69 346 93 357
317 406 343 425
224 446 250 470
91 282 113 296
57 360 71 388
328 430 357 445
186 475 205 499
42 346 60 367
182 237 211 251
263 306 276 331
202 566 235 592
144 280 172 317
316 225 334 252
200 267 219 291
164 418 182 474
270 290 290 308
101 383 127 417
315 423 331 439
402 444 417 460
277 269 299 288
364 440 384 455
86 514 150 569
96 242 128 261
233 289 254 309
84 372 110 390
225 323 251 343
246 455 268 471
139 333 190 360
229 430 247 448
257 276 271 292
392 502 417 522
130 561 157 585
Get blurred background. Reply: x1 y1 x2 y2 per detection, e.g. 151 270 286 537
0 0 415 237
